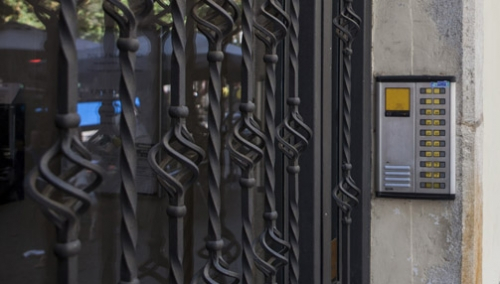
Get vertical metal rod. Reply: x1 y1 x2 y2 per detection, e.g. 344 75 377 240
253 1 290 283
103 1 153 283
275 0 313 282
148 0 205 283
228 0 266 282
25 1 104 283
332 0 362 283
191 1 240 283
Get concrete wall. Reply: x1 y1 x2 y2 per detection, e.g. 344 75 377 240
482 0 500 282
371 0 484 282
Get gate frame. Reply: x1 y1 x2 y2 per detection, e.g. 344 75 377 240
297 0 372 282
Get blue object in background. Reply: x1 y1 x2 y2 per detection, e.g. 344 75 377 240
77 101 102 126
76 97 140 127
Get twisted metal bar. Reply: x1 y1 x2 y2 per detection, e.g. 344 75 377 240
332 0 361 283
191 1 240 283
275 0 312 282
103 1 153 283
253 1 290 283
25 1 104 283
143 0 173 29
147 0 206 282
227 0 266 282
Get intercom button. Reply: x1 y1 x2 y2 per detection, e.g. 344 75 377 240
420 182 433 188
421 98 433 105
433 161 446 168
433 151 445 157
420 130 432 136
433 109 446 115
433 119 446 126
433 88 440 94
433 172 445 178
420 151 432 157
433 183 446 189
433 130 445 136
420 161 431 167
433 141 445 147
420 119 432 125
420 109 432 115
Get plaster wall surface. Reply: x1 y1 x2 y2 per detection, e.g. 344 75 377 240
482 0 500 282
371 0 483 282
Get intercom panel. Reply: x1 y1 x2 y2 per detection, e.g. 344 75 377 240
376 76 456 199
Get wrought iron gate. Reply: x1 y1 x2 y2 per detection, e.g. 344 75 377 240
0 0 369 283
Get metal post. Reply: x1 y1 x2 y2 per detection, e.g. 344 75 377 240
276 0 313 282
25 1 104 283
191 1 240 283
103 1 153 283
253 1 290 283
148 0 205 283
228 0 266 283
332 0 362 283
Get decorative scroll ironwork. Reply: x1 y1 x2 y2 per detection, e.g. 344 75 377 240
333 0 362 283
253 1 290 283
25 0 104 283
103 1 153 283
148 0 205 283
143 0 173 29
227 0 266 283
275 0 313 282
191 0 240 283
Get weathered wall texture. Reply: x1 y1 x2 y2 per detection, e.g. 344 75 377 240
482 0 500 282
371 0 484 283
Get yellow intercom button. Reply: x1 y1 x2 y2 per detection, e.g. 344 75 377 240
433 173 441 178
433 162 445 168
433 88 440 94
426 88 432 94
433 109 441 115
426 109 432 115
420 151 430 157
426 130 433 136
425 99 432 104
434 151 445 157
426 183 433 188
433 141 442 147
433 183 441 189
433 99 441 104
425 162 433 168
433 119 445 126
433 130 445 136
426 120 433 125
426 141 433 147
426 172 432 178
